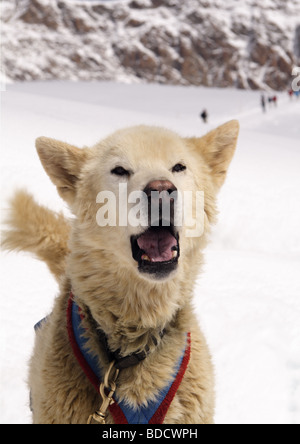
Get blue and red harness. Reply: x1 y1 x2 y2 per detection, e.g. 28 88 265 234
66 296 191 424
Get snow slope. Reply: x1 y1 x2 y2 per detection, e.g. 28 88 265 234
0 81 300 424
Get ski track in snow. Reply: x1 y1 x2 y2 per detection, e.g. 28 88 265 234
0 82 300 424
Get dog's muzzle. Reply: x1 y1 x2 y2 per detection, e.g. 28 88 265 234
131 180 180 280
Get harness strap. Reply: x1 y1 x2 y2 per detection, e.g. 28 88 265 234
71 291 166 370
67 295 191 424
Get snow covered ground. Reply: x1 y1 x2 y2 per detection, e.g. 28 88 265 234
0 81 299 424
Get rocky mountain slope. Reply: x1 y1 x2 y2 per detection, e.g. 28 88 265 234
1 0 300 90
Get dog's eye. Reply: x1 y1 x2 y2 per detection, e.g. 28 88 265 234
111 166 131 177
172 163 186 173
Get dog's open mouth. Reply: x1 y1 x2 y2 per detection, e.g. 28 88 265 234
131 226 180 279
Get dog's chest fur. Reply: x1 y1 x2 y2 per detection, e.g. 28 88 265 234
29 278 215 424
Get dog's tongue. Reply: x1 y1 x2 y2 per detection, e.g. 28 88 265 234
137 229 177 263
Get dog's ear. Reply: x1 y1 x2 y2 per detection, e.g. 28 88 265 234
36 137 88 205
187 120 239 189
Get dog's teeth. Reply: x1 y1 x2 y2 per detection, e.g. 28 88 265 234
142 254 151 262
172 250 178 259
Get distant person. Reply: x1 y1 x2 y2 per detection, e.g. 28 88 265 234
261 94 266 113
288 89 294 100
268 96 277 107
200 109 208 123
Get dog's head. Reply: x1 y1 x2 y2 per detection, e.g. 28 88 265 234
36 123 239 285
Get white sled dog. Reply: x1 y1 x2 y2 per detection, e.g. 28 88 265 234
2 122 239 424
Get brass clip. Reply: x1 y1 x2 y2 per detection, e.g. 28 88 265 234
87 361 119 425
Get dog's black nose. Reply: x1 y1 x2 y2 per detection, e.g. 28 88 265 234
144 180 177 228
144 180 177 197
